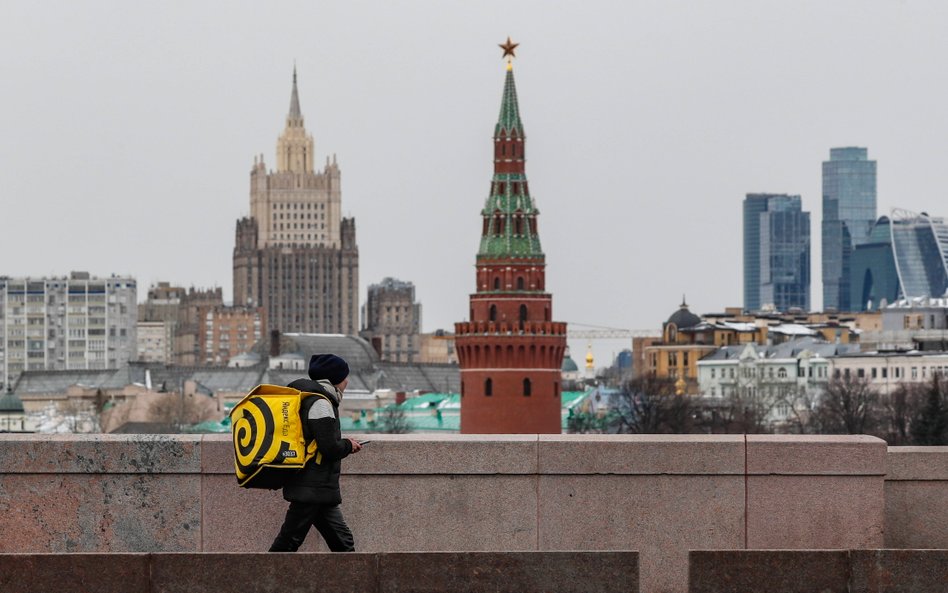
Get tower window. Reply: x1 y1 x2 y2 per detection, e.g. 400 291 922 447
519 304 527 322
494 277 501 290
485 378 493 396
523 378 531 396
517 277 524 290
489 305 497 322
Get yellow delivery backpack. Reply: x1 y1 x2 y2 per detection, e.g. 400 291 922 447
230 384 328 489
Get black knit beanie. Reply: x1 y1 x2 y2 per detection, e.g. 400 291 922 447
308 354 350 385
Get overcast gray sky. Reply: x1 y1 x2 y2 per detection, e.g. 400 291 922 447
3 1 947 366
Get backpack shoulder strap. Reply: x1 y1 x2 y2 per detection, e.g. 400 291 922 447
299 392 332 442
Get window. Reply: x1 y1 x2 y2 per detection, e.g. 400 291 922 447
485 378 493 396
516 277 524 290
711 368 716 379
489 305 497 322
778 368 787 378
523 378 531 396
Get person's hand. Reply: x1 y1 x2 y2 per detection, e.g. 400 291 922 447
348 438 363 453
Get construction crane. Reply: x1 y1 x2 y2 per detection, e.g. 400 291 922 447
566 323 660 339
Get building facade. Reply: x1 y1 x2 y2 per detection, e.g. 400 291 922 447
890 209 948 300
202 307 264 365
850 216 900 311
0 272 137 389
362 277 422 363
454 53 567 434
743 193 811 313
233 69 359 335
136 321 174 364
822 147 878 312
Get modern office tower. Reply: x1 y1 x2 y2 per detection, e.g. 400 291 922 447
822 147 877 311
0 272 137 389
233 69 359 335
889 209 948 299
849 216 900 311
361 278 422 363
454 48 568 434
743 194 811 313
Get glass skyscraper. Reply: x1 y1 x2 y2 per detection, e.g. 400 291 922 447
890 209 948 299
822 147 877 311
743 194 811 313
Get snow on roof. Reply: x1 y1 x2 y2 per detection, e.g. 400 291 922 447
769 324 819 336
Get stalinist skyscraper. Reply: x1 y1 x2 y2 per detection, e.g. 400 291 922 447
233 69 359 335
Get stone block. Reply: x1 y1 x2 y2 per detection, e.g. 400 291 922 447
746 476 883 549
850 549 948 593
201 474 539 553
378 551 639 593
0 553 151 593
746 434 886 475
538 434 744 475
0 434 201 474
0 474 201 552
688 550 849 593
150 552 378 593
885 446 948 481
884 481 948 548
346 475 538 552
201 434 236 475
539 474 744 593
201 474 298 552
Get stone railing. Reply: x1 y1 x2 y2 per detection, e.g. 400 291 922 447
1 434 946 593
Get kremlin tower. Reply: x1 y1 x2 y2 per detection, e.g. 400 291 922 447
454 39 568 434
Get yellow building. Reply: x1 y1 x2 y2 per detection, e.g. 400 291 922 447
643 301 765 395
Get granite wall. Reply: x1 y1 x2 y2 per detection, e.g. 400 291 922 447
0 434 941 593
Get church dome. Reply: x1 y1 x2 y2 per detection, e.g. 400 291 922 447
0 392 24 413
667 300 701 329
561 353 579 372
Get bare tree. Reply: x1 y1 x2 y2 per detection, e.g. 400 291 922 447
611 376 694 434
779 385 821 435
377 405 412 434
910 373 948 446
813 374 880 435
879 383 922 445
148 392 217 432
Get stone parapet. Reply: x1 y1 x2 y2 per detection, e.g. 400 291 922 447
884 446 948 549
0 434 935 593
689 550 948 593
0 552 639 593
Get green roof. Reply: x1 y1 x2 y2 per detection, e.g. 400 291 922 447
0 392 24 413
495 67 523 136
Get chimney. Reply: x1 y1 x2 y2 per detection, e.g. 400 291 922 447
270 329 281 357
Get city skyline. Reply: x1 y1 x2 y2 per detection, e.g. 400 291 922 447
4 1 948 366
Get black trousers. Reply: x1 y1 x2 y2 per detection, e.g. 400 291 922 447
269 502 355 552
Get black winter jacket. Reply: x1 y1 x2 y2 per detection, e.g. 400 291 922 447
281 378 353 505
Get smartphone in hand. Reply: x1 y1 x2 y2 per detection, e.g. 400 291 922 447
358 440 371 445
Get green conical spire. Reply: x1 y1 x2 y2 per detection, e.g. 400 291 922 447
495 66 523 136
478 64 543 260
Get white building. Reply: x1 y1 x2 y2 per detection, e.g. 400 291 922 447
0 272 137 389
829 349 948 395
697 338 859 425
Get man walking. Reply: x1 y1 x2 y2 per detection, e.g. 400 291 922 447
269 353 363 552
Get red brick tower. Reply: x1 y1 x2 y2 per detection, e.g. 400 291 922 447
455 41 568 434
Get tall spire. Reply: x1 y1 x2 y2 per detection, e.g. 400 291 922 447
495 67 523 136
288 66 302 123
478 45 542 260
